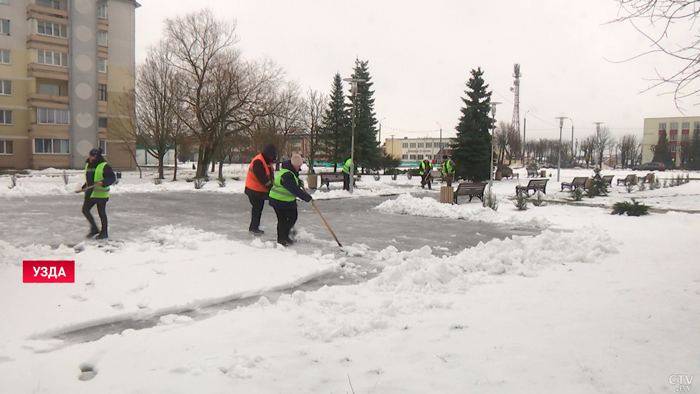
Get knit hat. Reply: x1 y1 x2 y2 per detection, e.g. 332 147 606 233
89 148 103 157
262 144 277 162
291 154 303 167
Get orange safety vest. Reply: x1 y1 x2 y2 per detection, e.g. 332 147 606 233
245 153 274 193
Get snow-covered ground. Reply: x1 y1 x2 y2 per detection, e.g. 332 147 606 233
1 165 699 393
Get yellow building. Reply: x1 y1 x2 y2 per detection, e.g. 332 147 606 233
0 0 138 170
642 116 700 166
384 136 453 166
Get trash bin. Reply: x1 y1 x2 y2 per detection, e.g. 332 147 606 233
540 170 547 177
495 171 502 180
307 174 318 189
440 185 454 204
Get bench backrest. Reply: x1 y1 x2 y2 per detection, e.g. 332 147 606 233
571 177 588 185
624 174 636 182
602 175 614 183
528 179 548 187
456 182 486 191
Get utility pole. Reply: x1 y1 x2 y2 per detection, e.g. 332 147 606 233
436 122 442 164
523 110 529 163
490 102 501 189
343 78 366 194
555 116 568 182
570 118 575 166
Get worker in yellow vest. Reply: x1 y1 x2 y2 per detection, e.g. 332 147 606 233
81 148 116 239
268 154 312 246
441 154 456 187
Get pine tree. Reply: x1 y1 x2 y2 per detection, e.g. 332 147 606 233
348 58 381 172
452 68 494 182
320 73 350 171
651 131 673 167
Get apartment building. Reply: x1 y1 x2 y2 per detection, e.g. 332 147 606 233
0 0 138 170
384 136 454 165
642 116 700 166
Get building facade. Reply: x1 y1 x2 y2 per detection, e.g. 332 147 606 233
0 0 138 170
642 116 700 166
384 136 454 166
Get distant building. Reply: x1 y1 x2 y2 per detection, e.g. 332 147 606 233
642 116 700 166
384 136 454 166
0 0 139 170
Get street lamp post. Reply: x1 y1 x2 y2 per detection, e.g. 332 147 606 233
523 110 529 164
378 117 386 145
555 116 568 182
489 102 501 189
343 77 366 194
436 122 442 164
570 118 575 166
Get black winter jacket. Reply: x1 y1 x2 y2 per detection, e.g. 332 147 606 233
268 160 312 210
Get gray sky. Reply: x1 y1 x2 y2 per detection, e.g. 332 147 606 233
135 0 686 144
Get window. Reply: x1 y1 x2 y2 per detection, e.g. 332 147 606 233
670 133 677 141
0 80 10 95
670 145 676 153
417 143 424 148
0 140 12 154
98 58 107 73
695 122 700 131
97 3 107 18
670 122 678 130
39 83 60 95
682 122 690 130
417 155 424 160
401 154 407 160
0 0 8 5
409 154 416 160
409 143 416 148
658 123 667 131
0 49 10 64
425 154 432 159
35 138 69 154
682 133 690 141
97 31 108 46
0 19 8 35
402 143 408 148
99 140 106 155
37 20 67 38
0 110 11 124
98 84 107 101
37 107 69 125
37 0 60 9
37 49 68 67
425 143 432 148
98 117 108 128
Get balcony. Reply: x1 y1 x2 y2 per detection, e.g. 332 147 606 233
27 63 69 81
28 93 69 109
26 4 68 20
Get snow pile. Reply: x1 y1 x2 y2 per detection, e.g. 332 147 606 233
375 193 551 228
263 227 617 343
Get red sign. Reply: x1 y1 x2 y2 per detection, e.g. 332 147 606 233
23 260 75 283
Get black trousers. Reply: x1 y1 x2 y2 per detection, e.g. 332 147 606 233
273 207 298 243
82 198 108 234
248 194 266 231
343 173 350 191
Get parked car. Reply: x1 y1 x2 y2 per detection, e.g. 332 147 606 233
632 162 666 171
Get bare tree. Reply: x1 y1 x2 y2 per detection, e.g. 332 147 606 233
110 90 143 178
618 134 639 168
613 0 700 108
595 126 613 167
302 88 328 174
163 9 286 179
134 42 185 180
580 135 597 168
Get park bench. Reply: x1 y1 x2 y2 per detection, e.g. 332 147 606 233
637 173 655 184
616 174 637 186
526 167 538 178
319 173 355 189
515 178 548 196
453 182 487 204
602 175 614 187
560 176 589 191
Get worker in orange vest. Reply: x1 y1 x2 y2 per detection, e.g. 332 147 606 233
244 144 276 235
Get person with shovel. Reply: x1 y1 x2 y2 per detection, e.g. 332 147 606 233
80 147 115 239
268 154 312 247
419 159 433 190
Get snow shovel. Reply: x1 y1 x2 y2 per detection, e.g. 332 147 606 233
75 184 99 193
302 185 343 248
310 199 343 248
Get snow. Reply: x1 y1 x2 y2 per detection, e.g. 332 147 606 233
1 165 699 393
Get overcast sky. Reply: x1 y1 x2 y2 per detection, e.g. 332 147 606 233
134 0 687 144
